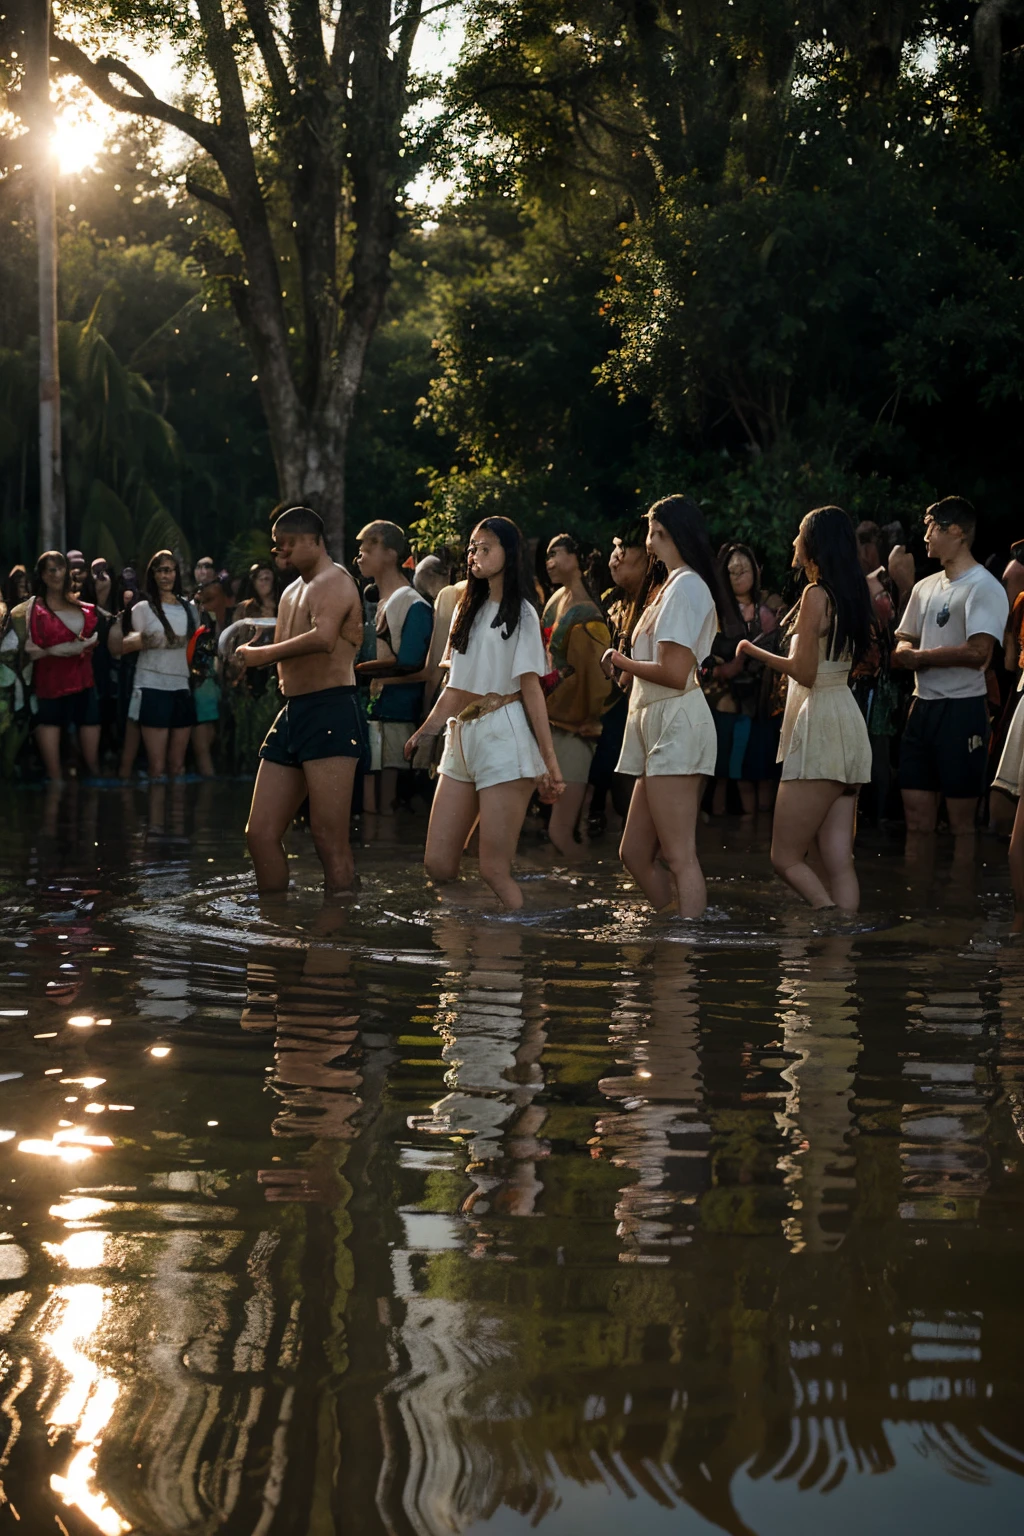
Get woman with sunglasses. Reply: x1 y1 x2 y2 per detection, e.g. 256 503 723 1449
737 507 873 909
130 550 199 778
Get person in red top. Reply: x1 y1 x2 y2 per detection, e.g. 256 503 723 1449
25 550 101 780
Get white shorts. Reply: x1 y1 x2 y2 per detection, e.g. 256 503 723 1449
616 687 717 778
438 699 546 790
367 719 414 771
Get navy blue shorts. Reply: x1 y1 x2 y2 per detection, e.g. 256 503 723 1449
139 688 196 730
259 685 367 769
36 688 101 729
899 696 990 800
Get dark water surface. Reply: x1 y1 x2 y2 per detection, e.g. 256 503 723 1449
1 782 1023 1535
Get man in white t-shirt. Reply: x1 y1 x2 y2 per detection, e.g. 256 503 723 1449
893 497 1009 835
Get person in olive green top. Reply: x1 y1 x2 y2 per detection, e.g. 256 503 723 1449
542 534 615 856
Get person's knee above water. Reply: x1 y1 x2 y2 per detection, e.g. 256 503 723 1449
540 534 615 857
603 494 736 920
893 498 1009 836
354 520 433 814
738 507 874 911
239 504 365 894
404 516 564 910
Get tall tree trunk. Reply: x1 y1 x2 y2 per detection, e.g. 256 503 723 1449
53 0 431 556
25 0 65 553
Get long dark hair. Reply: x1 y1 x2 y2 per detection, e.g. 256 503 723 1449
449 516 535 653
799 506 874 663
629 495 739 639
3 565 29 607
236 559 281 613
717 542 763 636
546 533 608 616
33 550 77 611
144 549 195 647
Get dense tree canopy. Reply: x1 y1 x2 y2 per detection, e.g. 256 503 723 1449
1 0 1022 580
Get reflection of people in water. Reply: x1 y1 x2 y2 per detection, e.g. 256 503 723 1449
409 920 547 1219
242 923 364 1152
596 940 707 1257
775 933 860 1251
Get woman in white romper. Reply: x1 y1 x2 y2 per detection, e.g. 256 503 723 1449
405 517 564 909
603 495 736 919
737 506 873 910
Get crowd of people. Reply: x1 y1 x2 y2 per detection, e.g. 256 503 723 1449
4 492 1024 925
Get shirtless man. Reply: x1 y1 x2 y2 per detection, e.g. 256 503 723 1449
238 505 365 892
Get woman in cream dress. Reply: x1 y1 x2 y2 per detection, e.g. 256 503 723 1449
738 506 873 910
603 494 737 919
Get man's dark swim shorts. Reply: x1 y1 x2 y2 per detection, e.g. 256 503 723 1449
259 684 367 768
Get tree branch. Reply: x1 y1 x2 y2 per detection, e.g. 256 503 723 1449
50 34 222 157
391 0 458 31
185 171 233 219
241 0 293 106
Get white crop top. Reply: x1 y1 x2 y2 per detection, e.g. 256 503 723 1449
447 599 546 695
632 568 717 669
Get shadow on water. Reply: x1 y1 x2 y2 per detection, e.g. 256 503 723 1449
0 783 1023 1534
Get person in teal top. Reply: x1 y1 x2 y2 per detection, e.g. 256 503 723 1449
354 520 433 814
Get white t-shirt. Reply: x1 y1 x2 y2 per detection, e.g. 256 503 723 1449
132 599 195 690
632 568 717 672
897 564 1008 699
447 599 546 695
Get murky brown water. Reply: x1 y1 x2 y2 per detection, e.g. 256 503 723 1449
1 782 1023 1535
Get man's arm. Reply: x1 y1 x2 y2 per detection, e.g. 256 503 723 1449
357 600 433 684
892 632 994 672
239 572 348 669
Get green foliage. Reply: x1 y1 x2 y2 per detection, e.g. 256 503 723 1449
413 1 1024 564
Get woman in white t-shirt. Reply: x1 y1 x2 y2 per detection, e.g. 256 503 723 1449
130 550 199 778
603 496 735 919
405 517 564 908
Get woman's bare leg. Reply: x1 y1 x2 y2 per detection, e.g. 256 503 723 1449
771 779 846 907
815 792 860 911
78 724 101 776
119 721 141 779
477 779 536 908
423 775 480 887
191 721 215 776
1010 792 1024 932
167 726 192 778
141 726 169 778
644 774 707 918
620 778 674 912
35 725 63 781
548 779 587 857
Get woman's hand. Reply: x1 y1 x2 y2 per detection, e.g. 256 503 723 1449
601 647 628 679
536 767 565 803
735 638 755 661
405 725 440 761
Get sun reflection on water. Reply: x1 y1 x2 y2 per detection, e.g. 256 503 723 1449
38 1236 131 1535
